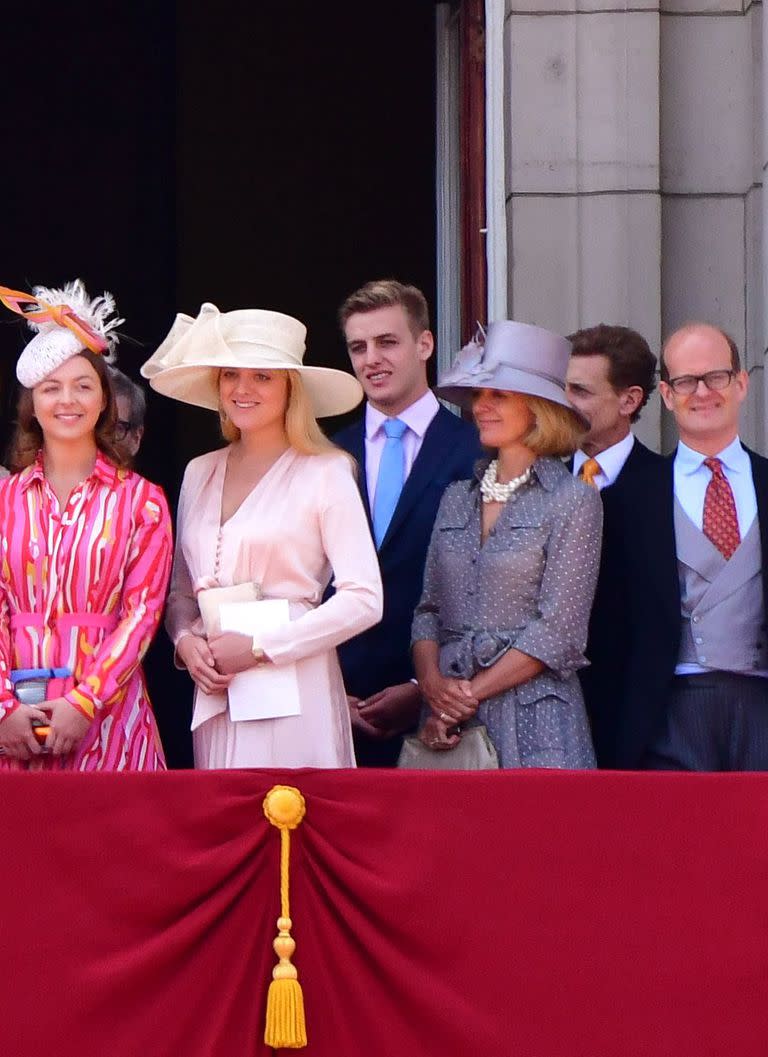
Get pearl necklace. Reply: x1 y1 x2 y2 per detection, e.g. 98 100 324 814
480 460 532 504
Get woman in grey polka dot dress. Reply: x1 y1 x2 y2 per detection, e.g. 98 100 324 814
411 322 602 768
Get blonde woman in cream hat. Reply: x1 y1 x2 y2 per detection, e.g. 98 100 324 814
145 303 383 768
411 321 602 769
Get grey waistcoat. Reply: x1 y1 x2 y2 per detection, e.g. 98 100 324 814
674 499 768 672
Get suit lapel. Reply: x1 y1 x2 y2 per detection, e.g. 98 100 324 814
747 449 768 606
346 419 372 524
601 439 650 498
636 453 680 628
379 408 453 550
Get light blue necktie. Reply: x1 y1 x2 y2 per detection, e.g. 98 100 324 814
372 418 407 548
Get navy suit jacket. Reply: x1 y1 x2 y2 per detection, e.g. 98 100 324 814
334 405 482 736
606 444 768 768
574 440 665 767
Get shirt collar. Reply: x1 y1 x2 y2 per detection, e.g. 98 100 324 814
365 389 439 440
21 450 123 493
573 433 635 486
676 436 747 476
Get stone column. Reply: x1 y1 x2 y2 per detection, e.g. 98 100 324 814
660 0 762 451
504 0 662 448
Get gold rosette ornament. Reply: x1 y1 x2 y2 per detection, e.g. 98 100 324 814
263 785 307 1049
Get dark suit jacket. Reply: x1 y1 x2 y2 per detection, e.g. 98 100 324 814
606 443 768 769
334 404 482 764
575 440 665 767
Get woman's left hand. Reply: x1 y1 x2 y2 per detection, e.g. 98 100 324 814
418 714 462 752
208 632 267 675
44 697 92 757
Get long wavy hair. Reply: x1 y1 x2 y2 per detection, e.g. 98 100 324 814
7 350 130 472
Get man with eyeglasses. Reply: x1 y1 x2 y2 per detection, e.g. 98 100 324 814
109 367 146 458
614 322 768 770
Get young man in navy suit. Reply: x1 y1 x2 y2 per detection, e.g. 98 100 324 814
334 279 481 766
565 324 664 766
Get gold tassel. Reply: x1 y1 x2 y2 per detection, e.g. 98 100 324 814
263 785 307 1049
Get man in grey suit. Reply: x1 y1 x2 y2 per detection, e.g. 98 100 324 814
615 323 768 770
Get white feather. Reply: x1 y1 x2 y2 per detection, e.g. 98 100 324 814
28 278 124 361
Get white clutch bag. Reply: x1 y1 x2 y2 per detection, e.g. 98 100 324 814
398 725 500 770
197 582 262 636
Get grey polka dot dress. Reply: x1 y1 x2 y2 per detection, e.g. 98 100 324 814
412 457 602 768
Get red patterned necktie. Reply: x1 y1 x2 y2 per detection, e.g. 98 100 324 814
702 457 740 559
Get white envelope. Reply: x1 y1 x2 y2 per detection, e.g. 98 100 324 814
218 600 301 722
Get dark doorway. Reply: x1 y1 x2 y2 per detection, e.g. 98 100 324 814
175 2 437 462
0 4 437 766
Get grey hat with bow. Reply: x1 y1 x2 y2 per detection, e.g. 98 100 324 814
436 320 589 431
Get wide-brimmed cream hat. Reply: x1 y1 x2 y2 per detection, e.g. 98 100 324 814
142 302 363 418
436 320 589 431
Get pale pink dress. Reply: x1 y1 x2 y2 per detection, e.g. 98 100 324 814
166 447 383 768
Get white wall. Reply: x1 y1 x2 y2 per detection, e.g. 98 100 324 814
502 0 764 452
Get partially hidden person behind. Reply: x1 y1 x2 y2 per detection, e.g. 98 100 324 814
565 324 664 766
334 279 482 765
411 322 602 768
109 366 146 459
144 302 382 768
0 280 172 770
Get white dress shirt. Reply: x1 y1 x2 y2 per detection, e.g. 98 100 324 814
572 433 635 491
364 390 440 506
674 436 756 537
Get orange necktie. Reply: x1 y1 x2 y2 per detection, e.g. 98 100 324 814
579 458 601 488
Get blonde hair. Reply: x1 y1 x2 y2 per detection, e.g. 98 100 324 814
219 369 340 456
522 395 586 458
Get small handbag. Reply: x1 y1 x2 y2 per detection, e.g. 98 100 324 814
397 724 499 770
197 582 262 636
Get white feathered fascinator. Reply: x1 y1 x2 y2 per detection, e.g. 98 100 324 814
0 279 123 387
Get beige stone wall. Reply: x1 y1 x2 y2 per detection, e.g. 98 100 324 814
502 0 764 452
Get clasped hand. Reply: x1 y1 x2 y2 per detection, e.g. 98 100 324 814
348 682 422 740
420 671 479 725
0 696 91 760
177 631 267 695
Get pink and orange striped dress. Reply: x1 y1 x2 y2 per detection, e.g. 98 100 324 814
0 452 172 771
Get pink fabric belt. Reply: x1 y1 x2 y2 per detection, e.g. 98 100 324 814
10 612 119 632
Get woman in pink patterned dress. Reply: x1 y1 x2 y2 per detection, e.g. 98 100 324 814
0 281 172 771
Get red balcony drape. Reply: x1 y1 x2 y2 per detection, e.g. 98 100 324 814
3 768 767 1056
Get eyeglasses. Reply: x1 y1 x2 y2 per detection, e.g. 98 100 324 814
665 369 736 396
114 419 135 441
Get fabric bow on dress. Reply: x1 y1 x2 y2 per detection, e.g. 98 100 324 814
439 629 515 680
